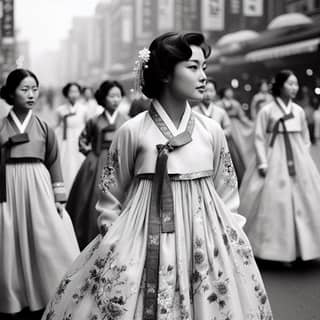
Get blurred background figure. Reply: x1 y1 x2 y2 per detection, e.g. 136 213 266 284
128 92 151 117
217 86 254 168
250 79 273 120
33 88 58 128
0 97 11 119
239 69 320 264
193 79 245 185
55 82 88 195
81 86 103 119
67 80 129 250
296 85 316 144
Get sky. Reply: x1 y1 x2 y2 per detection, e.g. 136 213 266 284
16 0 104 55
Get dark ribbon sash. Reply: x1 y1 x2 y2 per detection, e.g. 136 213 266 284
62 112 76 140
269 101 295 176
96 124 116 155
143 105 195 319
0 133 29 202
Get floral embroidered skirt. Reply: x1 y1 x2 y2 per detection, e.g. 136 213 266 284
42 177 273 320
0 163 80 314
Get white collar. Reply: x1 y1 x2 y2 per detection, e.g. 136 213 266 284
10 110 33 133
200 102 214 117
153 99 191 136
104 109 118 125
276 97 292 115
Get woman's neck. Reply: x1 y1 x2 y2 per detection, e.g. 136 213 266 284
279 95 290 106
12 107 30 123
158 92 186 129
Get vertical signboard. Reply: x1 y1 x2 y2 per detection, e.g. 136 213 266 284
182 0 200 31
158 0 175 32
135 0 153 41
1 0 14 42
201 0 225 31
243 0 263 16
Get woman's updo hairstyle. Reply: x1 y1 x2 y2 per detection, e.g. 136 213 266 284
62 82 82 98
271 69 294 97
142 32 211 99
94 80 124 107
0 68 39 105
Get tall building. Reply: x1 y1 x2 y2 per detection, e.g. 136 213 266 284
0 0 15 83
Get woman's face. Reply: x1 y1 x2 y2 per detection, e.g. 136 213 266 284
260 82 269 93
224 88 233 99
13 76 39 111
281 74 299 100
104 86 122 111
167 45 207 101
203 82 216 105
67 85 81 104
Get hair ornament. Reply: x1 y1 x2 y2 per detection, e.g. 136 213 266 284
133 47 150 96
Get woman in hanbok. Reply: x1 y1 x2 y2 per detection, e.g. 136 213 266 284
0 69 80 318
82 86 104 119
250 80 273 121
55 82 88 194
42 32 272 320
239 69 320 262
194 79 245 185
217 87 254 167
67 80 129 250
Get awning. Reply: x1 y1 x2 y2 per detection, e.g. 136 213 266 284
245 38 320 62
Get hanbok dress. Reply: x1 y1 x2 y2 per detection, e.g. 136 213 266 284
0 110 80 314
194 103 245 185
217 99 254 167
67 110 129 250
239 98 320 262
42 101 272 320
250 92 273 120
55 102 88 194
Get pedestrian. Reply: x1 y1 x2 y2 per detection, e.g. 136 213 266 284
42 32 272 320
217 86 254 167
239 69 320 263
67 80 129 250
250 79 273 121
0 69 79 318
81 86 103 119
194 79 245 185
55 82 88 195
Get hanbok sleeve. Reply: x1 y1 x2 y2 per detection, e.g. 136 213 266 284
96 123 136 230
254 107 269 169
79 119 93 155
45 126 67 202
212 125 239 215
300 108 311 148
221 110 232 136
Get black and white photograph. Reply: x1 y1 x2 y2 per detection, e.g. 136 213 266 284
1 0 320 319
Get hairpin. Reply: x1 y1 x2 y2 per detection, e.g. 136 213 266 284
133 48 150 96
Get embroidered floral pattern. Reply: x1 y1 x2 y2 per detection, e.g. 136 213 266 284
71 244 129 319
207 272 230 313
99 149 119 193
220 148 237 188
226 226 253 266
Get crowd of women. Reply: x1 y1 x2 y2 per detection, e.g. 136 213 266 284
1 31 320 320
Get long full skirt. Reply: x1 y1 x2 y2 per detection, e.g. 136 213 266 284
42 177 272 320
239 133 320 262
67 151 106 250
0 163 80 313
230 118 254 167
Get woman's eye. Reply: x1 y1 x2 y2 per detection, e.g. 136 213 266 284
188 65 198 70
